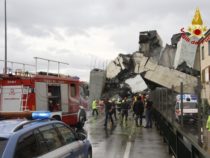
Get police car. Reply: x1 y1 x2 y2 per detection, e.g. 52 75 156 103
175 94 198 123
0 112 92 158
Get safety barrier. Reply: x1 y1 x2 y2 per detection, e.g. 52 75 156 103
154 109 210 158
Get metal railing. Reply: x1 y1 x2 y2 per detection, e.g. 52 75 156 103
154 110 210 158
151 87 210 157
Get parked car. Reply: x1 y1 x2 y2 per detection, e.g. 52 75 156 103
0 112 92 158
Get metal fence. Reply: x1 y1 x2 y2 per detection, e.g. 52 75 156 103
150 87 210 157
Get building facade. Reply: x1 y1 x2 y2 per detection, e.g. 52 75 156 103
199 30 210 105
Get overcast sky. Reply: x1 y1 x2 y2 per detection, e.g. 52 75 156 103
0 0 209 81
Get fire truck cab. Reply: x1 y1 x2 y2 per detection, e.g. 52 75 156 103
0 72 87 128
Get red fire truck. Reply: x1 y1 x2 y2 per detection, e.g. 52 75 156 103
0 71 88 128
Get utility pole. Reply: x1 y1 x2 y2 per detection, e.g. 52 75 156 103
180 82 184 126
196 77 203 146
4 0 7 74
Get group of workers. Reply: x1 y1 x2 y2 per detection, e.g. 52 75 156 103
91 94 153 129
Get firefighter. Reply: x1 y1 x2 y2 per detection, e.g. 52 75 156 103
132 95 138 118
133 96 144 127
48 100 54 112
111 98 117 120
145 95 153 128
116 98 122 113
206 115 210 131
92 99 99 117
121 97 129 125
104 98 114 128
49 100 59 112
206 113 210 152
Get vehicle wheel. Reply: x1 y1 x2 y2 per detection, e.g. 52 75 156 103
87 149 92 158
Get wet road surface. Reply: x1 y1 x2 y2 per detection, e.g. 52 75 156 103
84 112 171 158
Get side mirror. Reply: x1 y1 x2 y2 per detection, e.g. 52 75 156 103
77 132 87 141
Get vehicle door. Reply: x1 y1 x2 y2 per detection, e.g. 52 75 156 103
38 123 84 158
36 124 73 158
54 123 85 158
14 131 46 158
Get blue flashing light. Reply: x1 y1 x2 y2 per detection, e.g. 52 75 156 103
32 111 51 120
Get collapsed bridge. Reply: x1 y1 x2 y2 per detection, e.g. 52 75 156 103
89 30 200 102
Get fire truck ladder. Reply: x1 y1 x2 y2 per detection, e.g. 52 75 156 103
20 87 29 111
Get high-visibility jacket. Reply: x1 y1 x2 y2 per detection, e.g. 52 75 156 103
92 100 97 109
206 116 210 131
134 96 137 102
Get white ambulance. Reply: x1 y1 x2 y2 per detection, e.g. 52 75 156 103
175 94 198 123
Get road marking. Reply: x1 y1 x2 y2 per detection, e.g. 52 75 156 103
123 142 132 158
123 116 136 158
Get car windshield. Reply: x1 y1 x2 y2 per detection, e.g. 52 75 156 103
0 138 8 157
183 102 197 109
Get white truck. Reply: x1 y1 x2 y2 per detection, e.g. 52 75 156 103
175 94 198 123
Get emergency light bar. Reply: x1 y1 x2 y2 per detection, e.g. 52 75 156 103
32 111 51 120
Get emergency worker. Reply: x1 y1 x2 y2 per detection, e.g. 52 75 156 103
206 114 210 151
206 115 210 131
111 99 117 120
132 95 138 118
104 99 114 128
145 95 153 128
49 100 60 112
116 98 122 113
133 96 144 127
121 97 129 125
92 99 98 117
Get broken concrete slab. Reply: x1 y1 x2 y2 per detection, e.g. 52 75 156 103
173 36 198 69
145 57 158 71
176 61 200 76
125 75 148 93
106 61 121 79
132 52 159 73
139 30 163 58
106 54 132 79
144 64 198 93
171 33 182 47
132 52 149 74
158 44 176 68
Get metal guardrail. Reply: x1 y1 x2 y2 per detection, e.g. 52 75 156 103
154 109 210 158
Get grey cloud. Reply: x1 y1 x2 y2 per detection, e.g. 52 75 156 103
1 0 209 38
1 0 210 81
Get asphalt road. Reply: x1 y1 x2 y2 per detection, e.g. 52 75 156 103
84 111 171 158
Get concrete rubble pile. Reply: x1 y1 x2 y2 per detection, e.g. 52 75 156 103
89 30 200 101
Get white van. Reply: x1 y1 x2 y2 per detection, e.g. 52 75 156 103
175 94 198 123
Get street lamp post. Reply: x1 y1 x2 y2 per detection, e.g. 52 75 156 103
4 0 7 74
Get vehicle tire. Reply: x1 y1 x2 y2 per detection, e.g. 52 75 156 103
87 149 92 158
